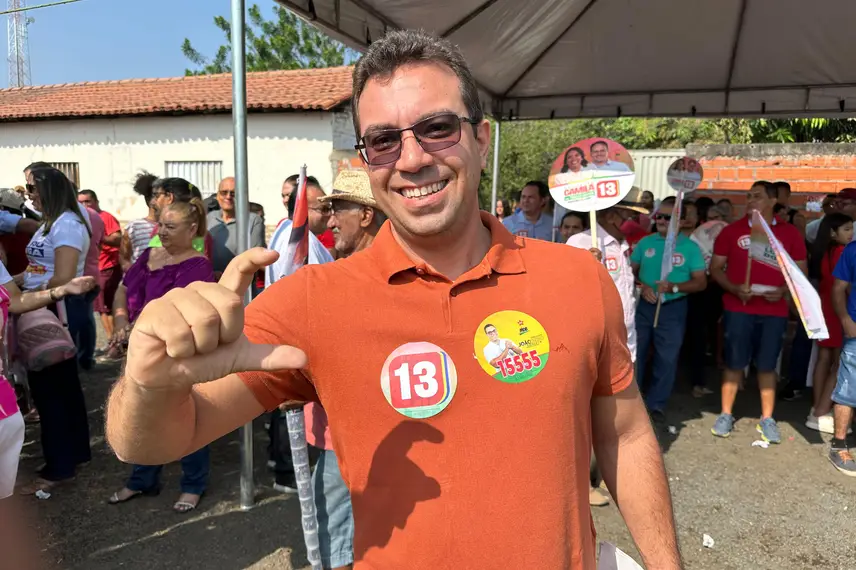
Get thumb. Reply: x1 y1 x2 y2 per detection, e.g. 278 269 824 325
223 335 308 374
218 248 280 296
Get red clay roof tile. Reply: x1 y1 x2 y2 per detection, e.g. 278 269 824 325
0 66 354 122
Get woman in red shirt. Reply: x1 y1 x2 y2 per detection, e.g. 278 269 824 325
807 212 853 433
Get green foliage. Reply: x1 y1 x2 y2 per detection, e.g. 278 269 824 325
746 118 856 143
182 5 357 75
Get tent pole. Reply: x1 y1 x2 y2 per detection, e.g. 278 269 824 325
230 0 255 511
490 120 501 214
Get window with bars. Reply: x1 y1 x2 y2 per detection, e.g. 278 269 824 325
164 161 223 199
50 162 80 187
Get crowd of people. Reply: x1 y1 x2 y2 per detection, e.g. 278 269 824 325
2 28 855 570
498 177 856 481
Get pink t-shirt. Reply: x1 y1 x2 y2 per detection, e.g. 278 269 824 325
84 207 105 279
304 403 332 450
0 285 16 421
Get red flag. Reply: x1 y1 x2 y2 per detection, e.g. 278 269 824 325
282 167 309 275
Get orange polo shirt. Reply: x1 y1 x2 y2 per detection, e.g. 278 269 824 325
240 212 633 570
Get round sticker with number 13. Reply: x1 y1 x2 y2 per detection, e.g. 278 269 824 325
380 342 458 419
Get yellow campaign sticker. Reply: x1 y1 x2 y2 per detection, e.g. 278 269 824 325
473 311 550 384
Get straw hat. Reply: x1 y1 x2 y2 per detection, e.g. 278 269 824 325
613 186 651 215
319 169 379 209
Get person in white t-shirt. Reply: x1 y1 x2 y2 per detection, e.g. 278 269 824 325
566 187 650 508
482 324 523 370
16 166 93 496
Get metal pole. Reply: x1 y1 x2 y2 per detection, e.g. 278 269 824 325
230 0 255 511
490 120 501 214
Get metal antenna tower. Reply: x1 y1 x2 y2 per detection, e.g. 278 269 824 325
7 0 31 87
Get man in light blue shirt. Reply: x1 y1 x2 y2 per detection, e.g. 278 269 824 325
502 181 553 241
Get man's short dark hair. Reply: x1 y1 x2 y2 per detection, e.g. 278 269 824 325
752 180 778 199
590 140 609 152
78 189 98 202
775 181 791 195
660 196 677 206
286 176 323 219
285 174 300 185
24 161 50 172
523 181 549 199
484 324 496 333
351 29 483 138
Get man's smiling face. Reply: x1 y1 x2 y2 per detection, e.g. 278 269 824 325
356 62 490 240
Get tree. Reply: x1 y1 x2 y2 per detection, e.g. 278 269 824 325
746 118 856 143
182 4 357 75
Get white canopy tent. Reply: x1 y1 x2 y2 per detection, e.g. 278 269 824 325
274 0 856 120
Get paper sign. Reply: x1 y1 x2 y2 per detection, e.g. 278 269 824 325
691 220 727 271
665 156 704 194
751 211 828 340
597 542 644 570
548 138 635 213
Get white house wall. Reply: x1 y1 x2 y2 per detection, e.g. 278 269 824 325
0 112 340 225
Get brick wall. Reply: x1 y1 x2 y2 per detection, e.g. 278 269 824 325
686 143 856 217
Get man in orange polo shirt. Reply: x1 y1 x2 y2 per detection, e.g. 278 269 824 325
106 30 681 570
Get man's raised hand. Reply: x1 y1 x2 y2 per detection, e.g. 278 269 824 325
123 248 307 391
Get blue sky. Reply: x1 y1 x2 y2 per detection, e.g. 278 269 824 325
1 0 281 88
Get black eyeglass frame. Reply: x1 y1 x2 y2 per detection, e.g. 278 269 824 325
355 112 481 166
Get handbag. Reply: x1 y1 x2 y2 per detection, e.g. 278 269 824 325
15 303 75 372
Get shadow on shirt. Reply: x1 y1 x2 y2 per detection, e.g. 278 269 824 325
350 420 444 561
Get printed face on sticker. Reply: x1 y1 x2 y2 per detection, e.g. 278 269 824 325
474 311 550 384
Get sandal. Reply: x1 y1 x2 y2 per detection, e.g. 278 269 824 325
173 493 202 514
17 477 72 496
107 486 160 505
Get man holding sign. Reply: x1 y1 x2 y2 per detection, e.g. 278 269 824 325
709 181 807 443
631 197 706 423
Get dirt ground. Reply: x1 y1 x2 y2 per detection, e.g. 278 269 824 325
15 346 856 570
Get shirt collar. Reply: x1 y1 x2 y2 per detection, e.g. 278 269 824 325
372 211 526 283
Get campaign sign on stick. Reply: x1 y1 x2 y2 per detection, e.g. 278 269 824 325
548 138 635 248
665 156 704 194
654 156 704 327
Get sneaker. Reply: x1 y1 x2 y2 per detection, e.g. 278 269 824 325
711 413 734 438
756 417 781 444
272 482 298 494
589 487 610 507
692 386 714 398
806 409 852 435
828 448 856 477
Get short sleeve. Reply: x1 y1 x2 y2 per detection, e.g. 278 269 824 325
593 264 634 397
102 212 121 235
51 215 88 252
686 240 706 272
238 270 319 410
629 237 644 263
788 228 808 262
833 244 856 282
0 211 21 234
713 226 732 257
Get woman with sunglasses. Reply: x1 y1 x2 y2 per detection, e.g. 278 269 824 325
17 167 94 495
148 178 214 263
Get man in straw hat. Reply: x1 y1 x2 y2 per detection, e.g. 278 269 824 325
567 187 650 507
302 169 385 570
320 170 387 258
109 29 681 569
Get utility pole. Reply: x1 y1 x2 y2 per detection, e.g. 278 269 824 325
6 0 31 87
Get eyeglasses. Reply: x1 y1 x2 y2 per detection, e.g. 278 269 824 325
25 183 36 194
355 112 480 166
218 190 235 197
309 204 333 216
654 213 672 221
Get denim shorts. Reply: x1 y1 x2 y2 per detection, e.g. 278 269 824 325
313 449 354 568
722 311 788 372
833 338 856 408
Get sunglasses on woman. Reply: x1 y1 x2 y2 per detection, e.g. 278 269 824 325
355 112 480 166
654 213 672 221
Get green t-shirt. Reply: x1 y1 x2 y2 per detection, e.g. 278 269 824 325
630 233 705 302
149 235 206 254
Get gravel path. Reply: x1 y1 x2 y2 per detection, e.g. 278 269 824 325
15 354 856 569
